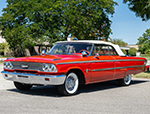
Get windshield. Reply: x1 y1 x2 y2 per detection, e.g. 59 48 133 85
47 42 93 55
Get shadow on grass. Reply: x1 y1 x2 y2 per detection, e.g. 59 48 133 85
7 79 149 97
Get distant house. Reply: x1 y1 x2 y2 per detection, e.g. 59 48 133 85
119 45 139 55
119 46 130 55
127 44 139 50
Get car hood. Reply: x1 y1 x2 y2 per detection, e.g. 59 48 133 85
5 54 82 63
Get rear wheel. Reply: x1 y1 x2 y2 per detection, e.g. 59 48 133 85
118 74 132 86
14 82 32 90
58 72 79 96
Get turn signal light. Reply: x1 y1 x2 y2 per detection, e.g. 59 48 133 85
5 74 8 77
45 78 50 81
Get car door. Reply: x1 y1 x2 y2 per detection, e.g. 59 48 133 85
90 45 116 83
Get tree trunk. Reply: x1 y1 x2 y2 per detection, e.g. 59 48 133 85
28 45 38 56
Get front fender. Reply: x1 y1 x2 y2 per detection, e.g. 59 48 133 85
66 66 83 73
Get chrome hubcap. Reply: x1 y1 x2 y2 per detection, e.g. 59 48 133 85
65 73 79 94
124 75 131 84
66 77 75 91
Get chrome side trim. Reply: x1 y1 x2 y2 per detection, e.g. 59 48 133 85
92 65 145 72
115 59 146 62
92 67 115 72
56 59 146 65
1 71 66 85
57 60 114 65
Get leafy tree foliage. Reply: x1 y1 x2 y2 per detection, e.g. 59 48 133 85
0 25 2 29
0 43 9 55
137 28 150 54
129 47 137 56
123 0 150 21
0 0 117 56
111 39 127 47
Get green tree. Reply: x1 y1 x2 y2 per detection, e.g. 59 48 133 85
0 25 2 29
0 43 9 55
123 0 150 21
137 28 150 54
129 47 137 56
111 39 127 46
0 0 117 56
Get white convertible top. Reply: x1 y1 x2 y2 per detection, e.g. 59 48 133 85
56 40 125 56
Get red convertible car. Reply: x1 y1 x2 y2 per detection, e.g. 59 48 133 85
1 40 147 95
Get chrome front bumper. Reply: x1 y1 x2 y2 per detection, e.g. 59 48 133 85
1 71 66 85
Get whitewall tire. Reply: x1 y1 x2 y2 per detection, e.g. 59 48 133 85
58 72 79 96
118 74 132 86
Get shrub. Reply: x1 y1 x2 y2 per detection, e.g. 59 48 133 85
129 47 137 56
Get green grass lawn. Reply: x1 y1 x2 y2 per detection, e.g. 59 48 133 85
0 55 12 58
133 71 150 79
140 54 150 60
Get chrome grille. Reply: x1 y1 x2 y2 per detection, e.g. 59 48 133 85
11 62 43 71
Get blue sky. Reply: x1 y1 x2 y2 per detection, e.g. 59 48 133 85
0 0 6 16
110 0 150 44
0 0 150 44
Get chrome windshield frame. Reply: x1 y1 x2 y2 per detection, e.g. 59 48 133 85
46 42 94 56
89 43 94 56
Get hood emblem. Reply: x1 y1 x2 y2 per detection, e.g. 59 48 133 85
21 65 29 69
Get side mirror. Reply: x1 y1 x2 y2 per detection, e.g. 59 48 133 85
94 53 99 58
81 51 87 57
41 50 46 55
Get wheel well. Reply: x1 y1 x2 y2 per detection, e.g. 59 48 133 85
125 69 135 76
67 69 85 85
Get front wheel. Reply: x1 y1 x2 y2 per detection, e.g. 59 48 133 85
58 72 79 96
118 74 132 86
14 82 32 90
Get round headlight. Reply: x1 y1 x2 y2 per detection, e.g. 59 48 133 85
4 62 13 69
42 64 49 72
49 64 57 72
42 63 57 72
